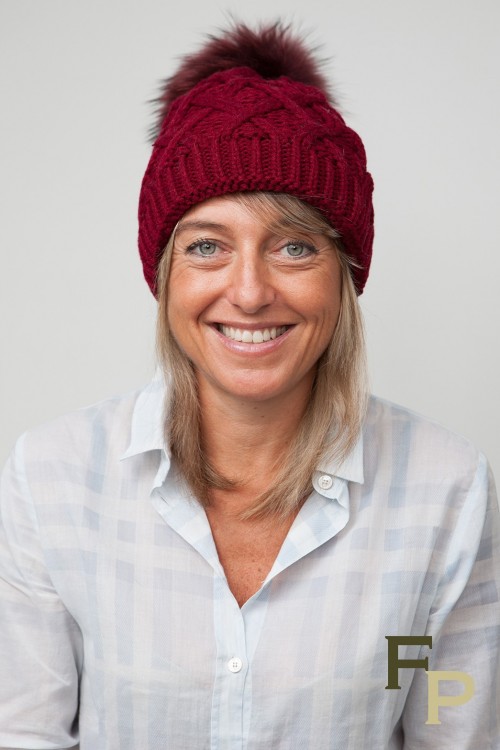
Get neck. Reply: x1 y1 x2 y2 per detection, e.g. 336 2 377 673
197 377 312 485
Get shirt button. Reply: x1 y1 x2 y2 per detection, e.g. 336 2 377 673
318 474 333 490
227 657 243 673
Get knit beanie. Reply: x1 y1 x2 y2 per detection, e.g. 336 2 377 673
138 22 374 295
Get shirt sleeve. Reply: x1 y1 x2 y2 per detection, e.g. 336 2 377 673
401 453 500 749
0 435 82 750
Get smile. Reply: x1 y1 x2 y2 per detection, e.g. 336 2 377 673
216 324 290 344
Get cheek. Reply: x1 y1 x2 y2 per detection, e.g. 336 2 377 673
295 271 342 328
323 263 343 321
166 268 200 323
166 269 218 350
168 260 222 304
166 277 190 342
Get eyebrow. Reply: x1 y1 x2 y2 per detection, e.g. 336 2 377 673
174 218 324 242
175 220 229 236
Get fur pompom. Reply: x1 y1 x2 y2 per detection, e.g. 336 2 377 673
150 20 332 142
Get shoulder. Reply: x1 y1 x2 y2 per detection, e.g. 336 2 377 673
363 395 486 489
16 385 146 472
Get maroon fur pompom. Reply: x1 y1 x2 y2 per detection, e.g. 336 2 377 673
150 21 332 142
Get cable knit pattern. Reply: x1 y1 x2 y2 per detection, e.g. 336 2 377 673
139 67 374 295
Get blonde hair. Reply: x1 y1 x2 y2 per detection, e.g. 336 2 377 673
156 192 368 520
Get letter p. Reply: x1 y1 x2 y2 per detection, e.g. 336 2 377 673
425 671 475 725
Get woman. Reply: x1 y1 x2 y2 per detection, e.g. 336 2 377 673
0 22 498 750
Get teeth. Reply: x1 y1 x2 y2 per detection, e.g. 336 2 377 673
219 325 289 343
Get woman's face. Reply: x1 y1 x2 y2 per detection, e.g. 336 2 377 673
167 195 342 406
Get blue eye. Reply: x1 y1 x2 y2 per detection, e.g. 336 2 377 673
285 243 305 257
187 240 218 256
281 242 316 258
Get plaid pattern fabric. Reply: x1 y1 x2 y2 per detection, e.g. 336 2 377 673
1 376 498 749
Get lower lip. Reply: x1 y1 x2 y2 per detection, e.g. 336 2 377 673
210 325 294 355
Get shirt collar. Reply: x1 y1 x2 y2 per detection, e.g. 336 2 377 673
120 372 364 485
120 368 168 460
316 434 364 485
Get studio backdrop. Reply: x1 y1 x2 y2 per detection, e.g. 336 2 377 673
1 0 499 482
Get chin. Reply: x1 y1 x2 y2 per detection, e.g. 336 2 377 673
217 374 308 404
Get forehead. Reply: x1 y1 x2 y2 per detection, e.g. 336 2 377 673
178 195 276 230
175 194 330 242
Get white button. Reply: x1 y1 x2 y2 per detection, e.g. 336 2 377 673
318 474 333 490
227 657 243 673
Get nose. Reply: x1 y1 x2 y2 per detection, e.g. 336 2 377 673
224 250 276 313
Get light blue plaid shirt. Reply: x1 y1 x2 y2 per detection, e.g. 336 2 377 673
1 376 499 749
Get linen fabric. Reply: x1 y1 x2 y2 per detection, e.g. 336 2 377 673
138 66 374 297
0 375 498 749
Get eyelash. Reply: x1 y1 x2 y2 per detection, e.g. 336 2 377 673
185 238 218 255
185 238 319 258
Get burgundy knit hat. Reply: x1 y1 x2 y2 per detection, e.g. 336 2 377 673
138 22 374 295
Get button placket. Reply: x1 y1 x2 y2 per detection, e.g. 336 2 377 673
227 656 243 673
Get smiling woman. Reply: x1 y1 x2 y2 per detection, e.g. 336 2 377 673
0 19 499 750
169 198 340 401
157 191 366 520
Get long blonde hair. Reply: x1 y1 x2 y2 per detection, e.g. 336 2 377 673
156 192 368 520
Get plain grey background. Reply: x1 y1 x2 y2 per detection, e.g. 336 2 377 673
1 0 499 482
